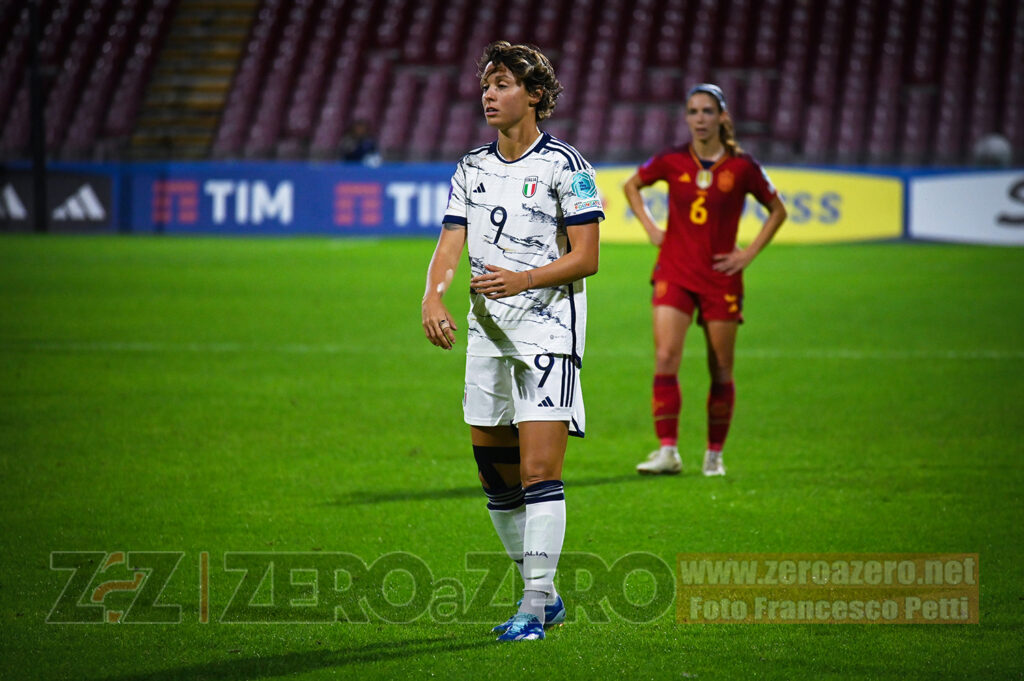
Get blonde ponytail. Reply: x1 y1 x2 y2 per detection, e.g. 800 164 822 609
720 116 743 156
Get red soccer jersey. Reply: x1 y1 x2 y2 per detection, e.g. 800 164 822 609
636 145 778 295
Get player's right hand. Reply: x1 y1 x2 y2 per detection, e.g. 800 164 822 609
422 300 457 350
647 227 666 247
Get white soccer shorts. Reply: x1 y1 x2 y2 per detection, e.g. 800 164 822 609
463 354 585 437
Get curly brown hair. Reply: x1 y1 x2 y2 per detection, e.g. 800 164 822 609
477 41 563 120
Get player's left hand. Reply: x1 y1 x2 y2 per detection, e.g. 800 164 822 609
470 265 529 299
712 248 754 276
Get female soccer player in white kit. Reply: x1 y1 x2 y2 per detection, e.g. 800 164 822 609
422 40 603 641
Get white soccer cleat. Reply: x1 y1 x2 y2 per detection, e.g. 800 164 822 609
702 449 726 476
637 446 682 475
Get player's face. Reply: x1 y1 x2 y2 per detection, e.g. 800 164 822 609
481 63 538 130
685 93 724 145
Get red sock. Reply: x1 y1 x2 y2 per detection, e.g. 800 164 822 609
653 374 681 446
707 381 735 451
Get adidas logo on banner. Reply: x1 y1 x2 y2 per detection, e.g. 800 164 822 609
537 396 555 407
473 183 486 193
53 184 106 221
0 183 28 220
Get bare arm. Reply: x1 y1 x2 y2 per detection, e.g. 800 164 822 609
421 224 467 350
712 196 788 275
469 221 600 299
623 172 664 247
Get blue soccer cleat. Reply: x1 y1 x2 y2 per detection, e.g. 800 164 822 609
496 613 544 641
543 595 566 627
492 595 565 634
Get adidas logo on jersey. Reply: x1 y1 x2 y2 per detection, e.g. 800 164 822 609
473 183 486 193
53 184 106 221
537 396 555 407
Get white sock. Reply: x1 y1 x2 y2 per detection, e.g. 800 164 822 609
521 589 547 621
520 481 566 619
488 505 527 582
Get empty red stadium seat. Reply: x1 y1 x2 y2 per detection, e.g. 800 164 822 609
63 0 144 157
900 88 934 164
802 105 833 163
439 102 477 158
639 106 672 153
605 105 638 160
1003 1 1024 154
719 0 750 68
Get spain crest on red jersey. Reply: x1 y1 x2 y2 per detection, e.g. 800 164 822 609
717 170 735 192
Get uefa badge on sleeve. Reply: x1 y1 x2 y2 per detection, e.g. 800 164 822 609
570 171 598 198
523 176 538 198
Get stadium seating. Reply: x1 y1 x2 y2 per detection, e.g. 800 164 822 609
1006 0 1024 154
101 0 175 148
62 0 147 156
0 0 1020 165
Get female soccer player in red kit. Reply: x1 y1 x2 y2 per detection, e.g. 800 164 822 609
623 83 787 476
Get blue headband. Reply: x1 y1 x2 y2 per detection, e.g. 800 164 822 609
687 83 727 111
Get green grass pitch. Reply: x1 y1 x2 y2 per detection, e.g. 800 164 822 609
1 235 1022 680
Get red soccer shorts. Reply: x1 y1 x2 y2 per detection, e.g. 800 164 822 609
652 279 744 324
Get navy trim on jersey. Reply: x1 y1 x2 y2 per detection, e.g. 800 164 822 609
546 135 586 169
564 210 604 226
534 132 550 153
487 133 546 165
442 215 468 226
459 144 490 163
544 135 585 172
559 355 577 407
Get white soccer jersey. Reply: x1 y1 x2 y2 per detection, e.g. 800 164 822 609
443 132 604 363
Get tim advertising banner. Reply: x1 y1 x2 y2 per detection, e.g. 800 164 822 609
129 162 453 235
12 161 1019 245
596 166 903 244
909 171 1024 245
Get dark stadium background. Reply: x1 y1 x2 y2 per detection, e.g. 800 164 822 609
0 0 1020 166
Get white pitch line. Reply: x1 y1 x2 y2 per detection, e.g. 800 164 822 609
1 340 1022 361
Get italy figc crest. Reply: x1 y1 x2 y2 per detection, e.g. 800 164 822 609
523 176 538 198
